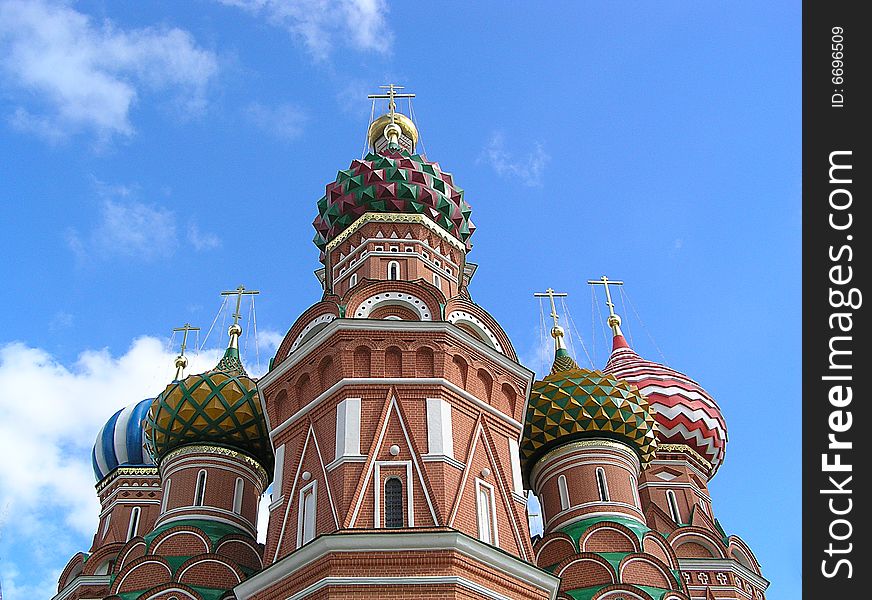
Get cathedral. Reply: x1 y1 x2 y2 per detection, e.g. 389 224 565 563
53 90 769 600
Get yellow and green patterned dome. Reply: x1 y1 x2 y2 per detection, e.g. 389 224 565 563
521 327 657 483
144 327 273 475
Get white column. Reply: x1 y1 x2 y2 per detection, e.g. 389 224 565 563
508 437 523 494
426 398 454 458
335 397 362 458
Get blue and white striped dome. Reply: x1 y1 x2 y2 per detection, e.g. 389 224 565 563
92 398 155 481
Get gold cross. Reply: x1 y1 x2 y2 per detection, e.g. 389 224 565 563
172 323 200 357
533 288 569 329
368 84 415 124
586 275 624 318
220 285 260 327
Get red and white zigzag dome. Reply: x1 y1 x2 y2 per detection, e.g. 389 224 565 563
604 326 728 477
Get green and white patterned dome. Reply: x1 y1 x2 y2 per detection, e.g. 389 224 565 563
144 328 273 474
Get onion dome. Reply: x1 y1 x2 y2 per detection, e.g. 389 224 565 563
92 398 155 481
312 112 474 254
521 325 658 482
604 314 727 476
144 324 273 475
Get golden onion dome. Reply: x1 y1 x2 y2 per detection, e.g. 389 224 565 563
367 112 419 150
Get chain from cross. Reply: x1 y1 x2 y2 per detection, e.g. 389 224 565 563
220 285 260 327
533 287 569 329
586 275 624 318
172 323 200 357
368 84 415 124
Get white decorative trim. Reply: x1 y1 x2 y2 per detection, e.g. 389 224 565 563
152 528 210 555
288 314 336 354
325 454 367 471
353 291 432 320
421 454 465 470
677 558 770 589
447 310 503 352
511 491 528 505
51 575 112 600
286 576 511 600
233 531 561 599
178 557 242 583
156 510 256 537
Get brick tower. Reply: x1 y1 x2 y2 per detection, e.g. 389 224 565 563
235 90 560 599
56 399 161 599
520 302 690 600
602 308 769 600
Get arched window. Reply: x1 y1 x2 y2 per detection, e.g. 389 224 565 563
387 260 400 280
194 470 207 506
384 478 404 528
557 474 570 510
299 482 317 546
233 477 245 514
433 273 441 289
667 490 682 524
126 507 140 541
349 273 358 287
596 468 610 502
630 474 640 507
476 481 497 545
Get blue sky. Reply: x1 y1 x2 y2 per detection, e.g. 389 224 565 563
0 1 800 598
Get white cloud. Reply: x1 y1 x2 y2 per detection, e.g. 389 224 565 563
480 132 550 187
0 0 218 142
68 182 225 261
245 101 307 140
68 196 179 262
218 0 392 61
188 223 223 251
0 332 281 597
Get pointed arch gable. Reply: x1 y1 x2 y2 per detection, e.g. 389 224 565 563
346 389 439 528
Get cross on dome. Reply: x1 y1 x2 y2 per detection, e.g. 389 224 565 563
368 83 415 124
171 322 200 380
587 275 625 336
220 284 260 348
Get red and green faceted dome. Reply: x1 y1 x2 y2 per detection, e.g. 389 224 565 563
312 149 474 252
144 347 273 474
521 366 658 480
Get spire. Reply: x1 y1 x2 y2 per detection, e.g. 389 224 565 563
533 288 579 373
215 285 260 375
171 323 199 381
587 275 629 350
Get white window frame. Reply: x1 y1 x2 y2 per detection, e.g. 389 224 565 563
596 467 610 502
667 489 682 524
126 506 141 541
558 474 570 510
194 469 207 506
233 477 245 514
387 260 401 280
297 480 318 548
349 273 358 287
475 478 499 546
374 461 413 528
